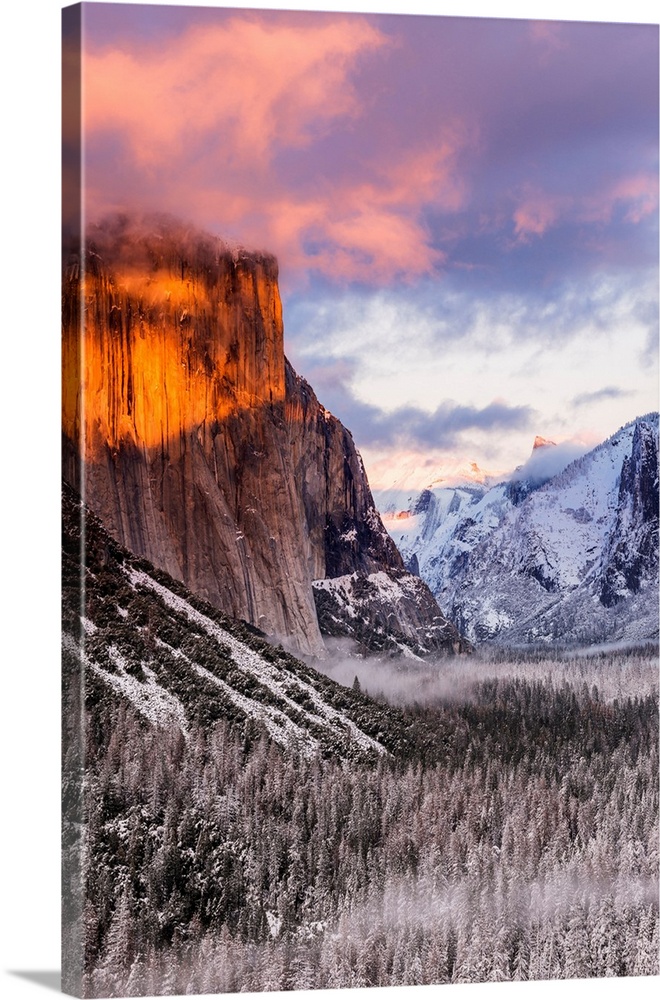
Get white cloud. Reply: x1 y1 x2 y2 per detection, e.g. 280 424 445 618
285 268 658 475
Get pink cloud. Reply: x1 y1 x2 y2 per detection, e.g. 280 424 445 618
173 161 454 284
582 172 659 225
83 15 389 167
512 190 567 243
511 170 658 247
376 140 470 214
528 21 568 65
297 141 468 281
82 14 472 285
76 9 658 292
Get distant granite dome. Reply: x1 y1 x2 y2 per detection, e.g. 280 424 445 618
533 435 556 450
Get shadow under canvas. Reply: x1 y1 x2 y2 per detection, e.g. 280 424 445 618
8 971 62 993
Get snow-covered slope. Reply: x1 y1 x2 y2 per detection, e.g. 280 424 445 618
375 415 659 646
312 570 470 659
62 482 443 763
376 478 507 595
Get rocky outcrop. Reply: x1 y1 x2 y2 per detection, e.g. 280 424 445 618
313 572 470 658
63 215 461 658
284 363 409 580
600 418 659 607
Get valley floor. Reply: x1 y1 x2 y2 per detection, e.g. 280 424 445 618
65 644 659 996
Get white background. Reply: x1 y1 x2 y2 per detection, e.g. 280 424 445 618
1 1 658 999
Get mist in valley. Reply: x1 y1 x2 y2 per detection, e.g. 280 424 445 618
314 639 659 707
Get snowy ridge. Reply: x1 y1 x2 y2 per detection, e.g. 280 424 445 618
63 632 190 737
378 481 508 589
165 642 321 756
128 568 388 756
375 415 659 646
312 569 467 657
314 570 440 633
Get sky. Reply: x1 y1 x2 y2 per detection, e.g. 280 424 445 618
70 1 659 487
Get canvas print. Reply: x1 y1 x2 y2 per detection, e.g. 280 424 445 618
61 3 659 997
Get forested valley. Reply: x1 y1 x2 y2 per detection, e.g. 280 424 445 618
62 485 658 996
65 648 658 996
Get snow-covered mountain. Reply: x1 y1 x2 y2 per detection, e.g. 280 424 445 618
375 414 659 646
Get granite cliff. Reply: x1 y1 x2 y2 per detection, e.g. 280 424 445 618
63 216 464 657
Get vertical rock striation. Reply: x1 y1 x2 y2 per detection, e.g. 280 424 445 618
600 417 659 607
63 216 462 657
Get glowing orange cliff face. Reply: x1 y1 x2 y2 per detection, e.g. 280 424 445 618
60 226 327 655
62 241 285 460
60 220 441 658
